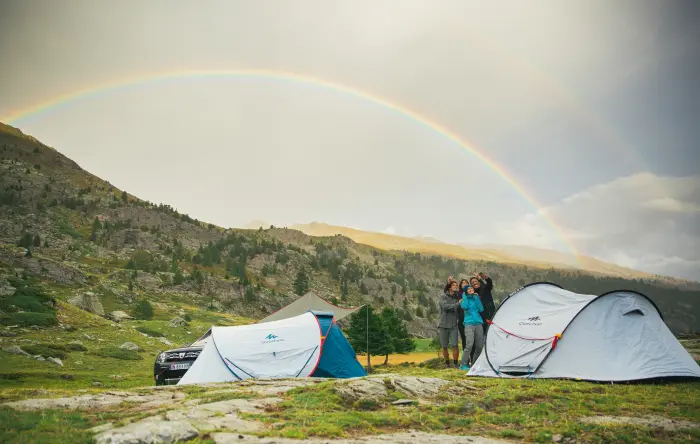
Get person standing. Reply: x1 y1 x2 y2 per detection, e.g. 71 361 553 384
459 285 484 370
470 272 495 334
438 280 461 368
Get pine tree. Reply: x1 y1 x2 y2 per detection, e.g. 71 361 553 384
133 299 154 320
380 307 416 364
190 266 204 285
173 260 184 285
121 190 128 203
360 281 369 295
340 277 349 299
293 269 309 295
89 217 101 242
32 234 41 247
346 306 390 372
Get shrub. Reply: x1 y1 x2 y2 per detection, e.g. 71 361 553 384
183 314 192 322
66 343 87 352
22 344 68 360
353 398 382 410
135 326 164 337
132 300 154 320
0 312 58 327
97 346 142 360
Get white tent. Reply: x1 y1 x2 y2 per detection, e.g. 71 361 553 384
468 282 700 381
179 312 322 384
258 291 362 324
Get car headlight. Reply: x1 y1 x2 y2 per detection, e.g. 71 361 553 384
157 352 166 363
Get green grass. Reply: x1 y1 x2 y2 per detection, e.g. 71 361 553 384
247 366 700 442
134 325 164 337
0 407 94 444
412 338 435 353
95 346 142 361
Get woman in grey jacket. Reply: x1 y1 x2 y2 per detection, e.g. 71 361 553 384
438 280 461 368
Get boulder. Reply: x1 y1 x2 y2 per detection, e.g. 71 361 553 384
109 311 134 322
120 342 141 352
168 317 187 328
158 337 173 346
47 357 64 366
68 292 105 316
3 345 29 356
135 273 162 290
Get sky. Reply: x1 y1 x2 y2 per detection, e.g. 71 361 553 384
0 0 699 280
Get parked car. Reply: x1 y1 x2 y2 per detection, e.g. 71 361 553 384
153 331 210 385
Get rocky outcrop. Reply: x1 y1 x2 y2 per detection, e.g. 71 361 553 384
120 342 141 352
109 311 133 322
0 278 16 296
212 432 516 443
3 390 185 411
95 417 198 444
2 345 29 356
168 317 186 328
334 375 471 402
67 292 104 316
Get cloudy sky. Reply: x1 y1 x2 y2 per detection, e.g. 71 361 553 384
1 1 699 280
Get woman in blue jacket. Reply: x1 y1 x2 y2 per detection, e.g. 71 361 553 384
459 285 484 371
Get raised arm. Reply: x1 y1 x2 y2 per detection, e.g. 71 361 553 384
481 275 493 291
440 294 460 311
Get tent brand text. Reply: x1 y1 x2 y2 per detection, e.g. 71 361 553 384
519 316 543 326
261 333 284 344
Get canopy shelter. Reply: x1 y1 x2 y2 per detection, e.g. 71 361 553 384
468 282 700 382
258 291 363 324
178 311 367 385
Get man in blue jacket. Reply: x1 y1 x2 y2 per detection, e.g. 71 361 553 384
459 285 484 371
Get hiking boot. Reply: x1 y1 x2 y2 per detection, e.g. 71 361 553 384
460 364 470 371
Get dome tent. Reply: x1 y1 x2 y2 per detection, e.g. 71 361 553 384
178 311 366 385
468 282 700 381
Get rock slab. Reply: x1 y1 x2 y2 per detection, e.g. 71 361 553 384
95 417 198 444
213 431 516 443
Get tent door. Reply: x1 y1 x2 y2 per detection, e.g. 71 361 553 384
484 328 555 376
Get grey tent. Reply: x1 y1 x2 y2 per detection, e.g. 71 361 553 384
258 291 363 324
468 282 700 381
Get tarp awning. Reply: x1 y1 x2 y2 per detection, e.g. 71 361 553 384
258 291 362 324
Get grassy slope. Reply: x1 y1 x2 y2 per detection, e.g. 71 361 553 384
0 299 252 392
0 364 698 443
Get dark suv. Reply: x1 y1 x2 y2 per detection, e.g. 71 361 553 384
153 332 209 385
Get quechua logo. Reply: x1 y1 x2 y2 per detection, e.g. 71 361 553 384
261 333 284 344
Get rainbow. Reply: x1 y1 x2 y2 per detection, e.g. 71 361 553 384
2 68 582 264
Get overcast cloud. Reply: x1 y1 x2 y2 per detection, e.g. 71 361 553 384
0 0 698 280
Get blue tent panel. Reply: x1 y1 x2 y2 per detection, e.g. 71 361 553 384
311 312 367 378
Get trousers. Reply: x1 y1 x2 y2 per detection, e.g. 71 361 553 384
460 324 484 367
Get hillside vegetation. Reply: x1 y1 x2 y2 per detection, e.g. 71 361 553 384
0 122 698 341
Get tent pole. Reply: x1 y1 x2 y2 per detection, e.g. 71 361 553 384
366 305 370 373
